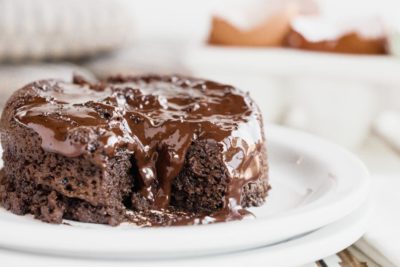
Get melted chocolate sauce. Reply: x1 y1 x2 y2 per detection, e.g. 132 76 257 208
14 75 266 225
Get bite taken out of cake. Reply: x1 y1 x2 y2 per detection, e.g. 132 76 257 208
0 75 269 226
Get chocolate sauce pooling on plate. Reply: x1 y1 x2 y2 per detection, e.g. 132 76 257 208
14 75 266 226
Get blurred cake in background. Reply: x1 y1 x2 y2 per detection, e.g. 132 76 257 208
208 5 298 47
284 16 388 54
207 0 317 47
207 0 389 55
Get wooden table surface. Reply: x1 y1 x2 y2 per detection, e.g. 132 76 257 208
312 246 380 267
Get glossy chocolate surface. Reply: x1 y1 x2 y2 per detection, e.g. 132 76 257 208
12 75 266 224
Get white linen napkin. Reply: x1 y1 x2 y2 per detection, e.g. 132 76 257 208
0 0 133 61
355 175 400 267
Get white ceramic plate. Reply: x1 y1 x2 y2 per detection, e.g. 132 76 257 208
0 200 373 267
0 125 370 258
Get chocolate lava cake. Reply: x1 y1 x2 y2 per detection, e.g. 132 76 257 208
0 75 269 226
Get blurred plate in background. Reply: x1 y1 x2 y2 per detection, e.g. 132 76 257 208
183 46 400 148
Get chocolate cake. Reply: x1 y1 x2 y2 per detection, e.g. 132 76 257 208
0 75 269 226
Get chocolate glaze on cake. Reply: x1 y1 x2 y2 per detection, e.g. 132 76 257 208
0 75 269 226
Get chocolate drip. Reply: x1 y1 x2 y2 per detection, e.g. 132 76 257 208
13 75 266 225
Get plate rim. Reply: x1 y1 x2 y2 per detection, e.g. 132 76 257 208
0 124 371 257
0 199 373 267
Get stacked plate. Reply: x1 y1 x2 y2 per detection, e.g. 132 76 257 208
0 125 371 267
